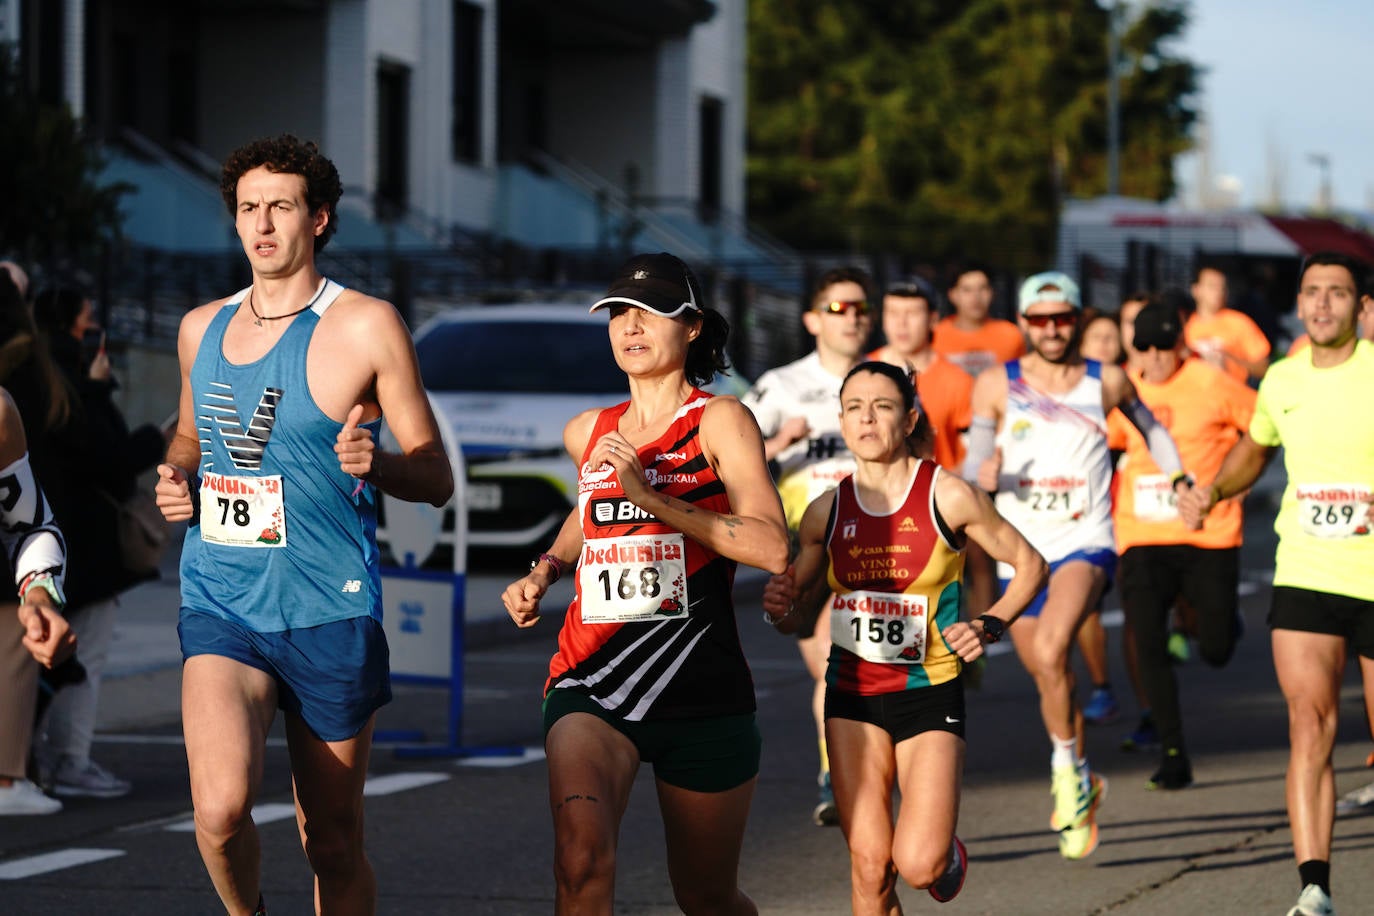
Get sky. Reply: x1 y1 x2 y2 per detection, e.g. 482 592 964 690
1167 0 1374 214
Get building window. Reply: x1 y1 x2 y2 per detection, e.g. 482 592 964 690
698 95 723 222
376 60 411 220
452 0 482 164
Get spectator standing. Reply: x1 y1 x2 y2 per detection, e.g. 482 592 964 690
0 270 76 816
30 285 166 798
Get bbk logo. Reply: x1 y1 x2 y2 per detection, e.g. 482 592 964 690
591 497 659 526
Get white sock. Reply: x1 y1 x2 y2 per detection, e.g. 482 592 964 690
1050 735 1077 770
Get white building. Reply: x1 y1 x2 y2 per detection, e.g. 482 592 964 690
8 0 751 258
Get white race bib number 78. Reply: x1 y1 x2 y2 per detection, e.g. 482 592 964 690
199 472 287 547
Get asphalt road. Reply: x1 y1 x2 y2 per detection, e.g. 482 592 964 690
4 496 1374 915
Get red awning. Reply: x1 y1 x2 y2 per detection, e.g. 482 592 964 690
1263 216 1374 262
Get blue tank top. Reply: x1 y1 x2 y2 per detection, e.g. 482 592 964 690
179 280 384 632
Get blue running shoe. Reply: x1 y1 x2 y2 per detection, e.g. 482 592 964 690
1083 686 1120 725
813 771 838 826
1120 713 1159 752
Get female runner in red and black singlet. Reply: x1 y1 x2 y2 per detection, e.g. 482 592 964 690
502 253 788 915
763 361 1045 914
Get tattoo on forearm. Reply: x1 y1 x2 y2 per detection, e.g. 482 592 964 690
720 515 742 538
661 493 694 513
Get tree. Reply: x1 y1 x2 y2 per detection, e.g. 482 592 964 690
0 45 128 267
746 0 1198 268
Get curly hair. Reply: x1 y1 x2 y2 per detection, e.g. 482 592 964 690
220 135 342 252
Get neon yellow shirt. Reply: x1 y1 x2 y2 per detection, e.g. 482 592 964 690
1251 340 1374 601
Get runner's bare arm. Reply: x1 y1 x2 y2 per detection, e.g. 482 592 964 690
347 299 453 506
605 397 788 575
502 507 583 628
763 490 835 636
1178 432 1276 527
936 472 1047 631
157 303 223 521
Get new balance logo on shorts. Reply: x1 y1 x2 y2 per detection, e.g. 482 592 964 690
341 580 362 593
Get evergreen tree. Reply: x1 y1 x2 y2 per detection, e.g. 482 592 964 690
747 0 1198 267
0 45 128 266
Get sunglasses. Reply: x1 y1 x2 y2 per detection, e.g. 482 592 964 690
820 299 869 317
1023 311 1078 329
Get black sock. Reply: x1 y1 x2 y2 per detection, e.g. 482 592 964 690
1298 859 1330 896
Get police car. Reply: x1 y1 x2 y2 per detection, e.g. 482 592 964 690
405 303 746 559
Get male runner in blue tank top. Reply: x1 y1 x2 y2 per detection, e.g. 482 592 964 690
154 135 453 916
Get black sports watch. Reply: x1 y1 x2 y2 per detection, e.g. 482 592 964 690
975 614 1006 644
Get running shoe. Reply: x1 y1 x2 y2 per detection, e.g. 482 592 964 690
0 778 62 816
928 835 967 903
52 757 132 799
1083 686 1121 725
1286 883 1335 916
1166 630 1191 664
1335 780 1374 816
1051 762 1105 860
812 771 839 827
1120 713 1160 752
1146 748 1193 790
1049 762 1106 831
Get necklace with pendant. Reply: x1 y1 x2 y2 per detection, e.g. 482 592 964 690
247 279 327 327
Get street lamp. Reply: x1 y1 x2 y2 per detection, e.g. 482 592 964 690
1106 1 1121 196
1306 152 1331 213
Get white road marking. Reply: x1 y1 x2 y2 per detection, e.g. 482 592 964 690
165 802 296 833
457 747 545 768
0 849 125 879
362 772 450 795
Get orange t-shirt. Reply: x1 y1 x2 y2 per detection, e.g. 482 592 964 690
1184 308 1270 383
868 349 973 471
1107 359 1257 551
931 317 1025 379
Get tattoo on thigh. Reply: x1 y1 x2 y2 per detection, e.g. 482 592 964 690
555 793 599 811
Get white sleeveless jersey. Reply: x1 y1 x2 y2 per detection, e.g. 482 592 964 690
993 359 1115 572
742 352 854 529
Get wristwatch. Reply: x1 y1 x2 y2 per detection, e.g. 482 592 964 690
975 614 1005 643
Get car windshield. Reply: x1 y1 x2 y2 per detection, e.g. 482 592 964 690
418 319 628 394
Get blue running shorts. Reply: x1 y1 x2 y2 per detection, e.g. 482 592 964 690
179 608 392 741
1000 546 1118 619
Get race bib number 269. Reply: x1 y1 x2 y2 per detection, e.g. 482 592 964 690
1296 483 1372 539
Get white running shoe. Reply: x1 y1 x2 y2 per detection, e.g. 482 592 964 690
0 778 63 815
1335 780 1374 816
1286 883 1335 916
52 757 132 799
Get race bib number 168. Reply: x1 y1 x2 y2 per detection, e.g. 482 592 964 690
579 534 689 623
